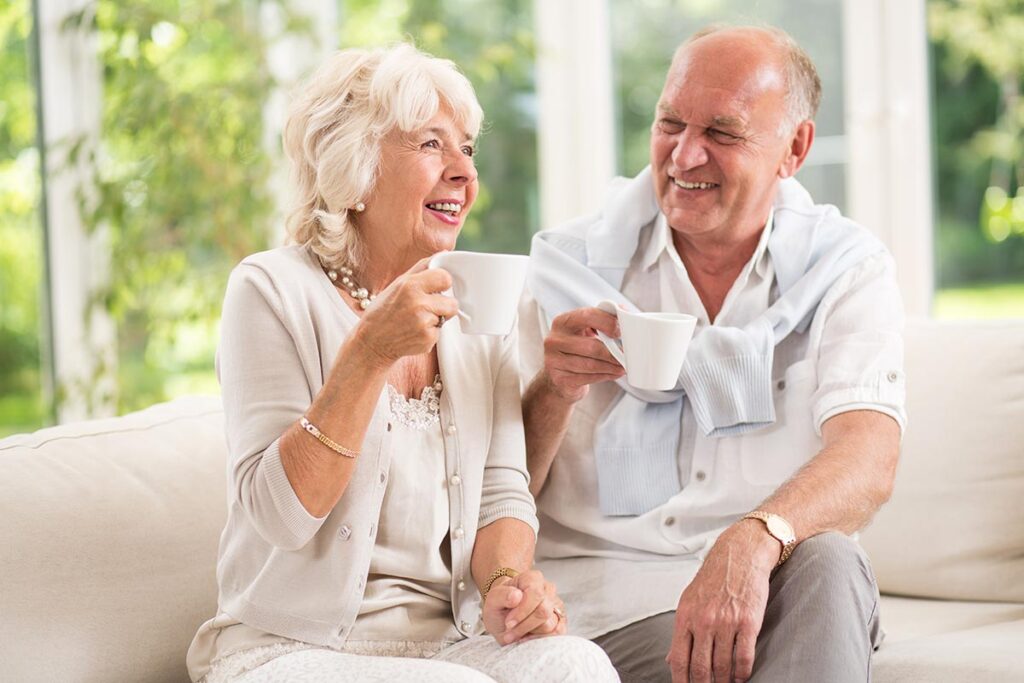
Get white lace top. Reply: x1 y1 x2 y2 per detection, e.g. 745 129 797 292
193 378 465 683
350 376 461 646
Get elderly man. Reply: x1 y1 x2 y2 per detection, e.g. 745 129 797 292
519 25 905 683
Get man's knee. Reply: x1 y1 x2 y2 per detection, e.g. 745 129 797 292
774 531 877 607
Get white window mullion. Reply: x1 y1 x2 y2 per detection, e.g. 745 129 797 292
38 0 116 421
843 0 934 317
533 0 616 231
262 0 338 246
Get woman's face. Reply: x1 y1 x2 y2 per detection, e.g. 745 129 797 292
357 108 479 266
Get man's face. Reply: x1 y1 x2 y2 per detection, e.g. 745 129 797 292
650 36 797 243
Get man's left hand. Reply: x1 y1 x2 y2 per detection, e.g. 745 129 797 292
667 521 780 682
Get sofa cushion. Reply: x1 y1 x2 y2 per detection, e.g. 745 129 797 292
859 319 1024 603
0 396 227 683
878 595 1024 644
873 618 1024 683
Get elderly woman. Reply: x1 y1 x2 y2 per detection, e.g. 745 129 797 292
185 45 617 683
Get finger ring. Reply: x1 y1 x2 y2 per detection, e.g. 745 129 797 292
437 315 445 327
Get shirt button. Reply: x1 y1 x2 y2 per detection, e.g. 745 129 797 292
368 523 375 538
379 470 387 485
695 470 707 482
447 423 457 435
887 371 899 383
453 526 465 539
457 580 466 591
664 516 676 527
450 474 462 487
386 422 392 432
338 524 352 540
776 379 786 391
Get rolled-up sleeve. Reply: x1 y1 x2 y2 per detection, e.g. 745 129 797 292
477 324 540 535
217 264 328 550
811 253 907 434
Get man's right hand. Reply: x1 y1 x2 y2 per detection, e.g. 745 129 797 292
541 307 626 403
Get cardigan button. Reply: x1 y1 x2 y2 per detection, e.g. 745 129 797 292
453 526 465 539
457 580 466 591
461 621 472 631
450 474 462 487
447 424 457 435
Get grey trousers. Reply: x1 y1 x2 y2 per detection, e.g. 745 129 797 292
592 532 883 683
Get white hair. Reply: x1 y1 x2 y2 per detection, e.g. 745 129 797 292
282 44 483 268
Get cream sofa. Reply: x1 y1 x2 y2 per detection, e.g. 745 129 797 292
1 319 1022 682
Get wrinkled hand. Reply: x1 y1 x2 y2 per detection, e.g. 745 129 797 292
482 569 567 646
349 257 459 367
541 307 625 403
667 522 779 682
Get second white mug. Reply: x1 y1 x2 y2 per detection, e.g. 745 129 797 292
595 299 697 391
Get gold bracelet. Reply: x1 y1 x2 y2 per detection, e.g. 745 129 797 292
481 567 520 600
299 417 359 458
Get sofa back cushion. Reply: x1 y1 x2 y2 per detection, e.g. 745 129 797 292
859 319 1024 603
0 396 227 683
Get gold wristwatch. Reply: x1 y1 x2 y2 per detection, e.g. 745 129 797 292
742 511 797 567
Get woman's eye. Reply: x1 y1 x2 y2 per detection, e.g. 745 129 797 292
461 146 475 157
423 139 441 150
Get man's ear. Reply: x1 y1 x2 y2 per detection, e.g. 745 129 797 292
778 120 815 179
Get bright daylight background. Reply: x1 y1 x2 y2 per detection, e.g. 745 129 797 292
2 0 1023 436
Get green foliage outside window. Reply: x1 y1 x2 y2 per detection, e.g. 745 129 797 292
929 0 1024 291
62 0 290 413
0 1 45 436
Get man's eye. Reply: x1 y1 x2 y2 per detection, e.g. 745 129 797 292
710 129 741 143
658 119 684 134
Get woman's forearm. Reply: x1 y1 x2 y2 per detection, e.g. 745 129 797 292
470 518 536 596
278 326 392 517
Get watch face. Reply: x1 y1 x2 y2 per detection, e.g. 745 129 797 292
766 516 795 542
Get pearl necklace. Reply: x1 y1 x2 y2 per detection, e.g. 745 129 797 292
326 265 376 310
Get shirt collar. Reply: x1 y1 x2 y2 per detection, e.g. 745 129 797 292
641 208 776 279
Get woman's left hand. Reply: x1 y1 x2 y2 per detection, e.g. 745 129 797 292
483 569 567 645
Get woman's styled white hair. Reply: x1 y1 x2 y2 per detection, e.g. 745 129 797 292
282 44 483 268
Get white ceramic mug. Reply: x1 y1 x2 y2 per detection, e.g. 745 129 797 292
428 251 530 335
594 299 697 390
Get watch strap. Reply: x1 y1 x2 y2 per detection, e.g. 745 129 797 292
742 511 797 567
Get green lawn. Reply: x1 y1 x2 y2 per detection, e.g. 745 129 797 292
934 282 1024 320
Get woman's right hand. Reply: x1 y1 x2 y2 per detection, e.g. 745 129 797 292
349 257 459 368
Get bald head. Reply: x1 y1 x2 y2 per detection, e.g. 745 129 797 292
672 26 821 135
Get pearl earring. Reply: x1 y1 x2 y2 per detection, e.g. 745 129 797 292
354 202 366 212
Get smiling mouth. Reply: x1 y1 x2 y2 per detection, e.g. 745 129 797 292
425 201 463 217
672 178 719 190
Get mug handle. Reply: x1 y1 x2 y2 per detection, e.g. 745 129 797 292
594 299 626 367
428 253 473 325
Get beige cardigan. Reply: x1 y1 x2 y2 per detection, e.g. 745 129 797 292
212 245 538 648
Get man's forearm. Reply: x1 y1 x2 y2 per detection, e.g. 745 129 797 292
753 410 901 545
522 371 577 497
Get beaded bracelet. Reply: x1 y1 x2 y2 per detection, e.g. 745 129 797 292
299 417 359 458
